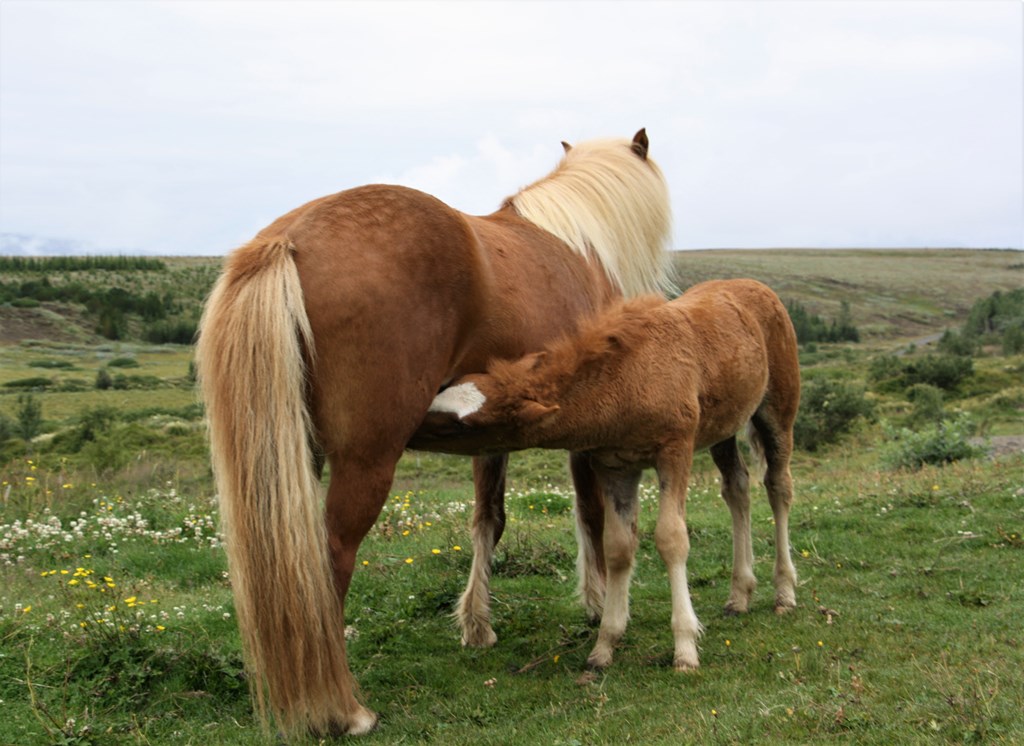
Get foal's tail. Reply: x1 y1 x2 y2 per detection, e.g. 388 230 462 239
745 420 768 476
196 239 366 736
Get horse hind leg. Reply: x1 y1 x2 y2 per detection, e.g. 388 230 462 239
710 437 757 615
750 415 798 613
570 452 606 622
586 467 641 670
456 454 507 647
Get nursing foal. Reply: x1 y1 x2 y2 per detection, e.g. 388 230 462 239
410 278 801 671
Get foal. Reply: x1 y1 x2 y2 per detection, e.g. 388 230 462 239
410 279 801 671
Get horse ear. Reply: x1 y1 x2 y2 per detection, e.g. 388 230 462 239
561 140 572 154
519 400 559 424
631 128 649 161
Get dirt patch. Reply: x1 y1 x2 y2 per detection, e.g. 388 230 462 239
976 435 1024 459
0 306 85 345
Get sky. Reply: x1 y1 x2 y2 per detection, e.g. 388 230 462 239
0 0 1021 255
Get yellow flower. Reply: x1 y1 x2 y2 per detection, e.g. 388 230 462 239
405 558 414 564
22 605 32 614
452 545 462 552
431 549 441 555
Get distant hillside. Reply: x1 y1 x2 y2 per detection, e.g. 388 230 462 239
669 249 1024 341
0 249 1021 346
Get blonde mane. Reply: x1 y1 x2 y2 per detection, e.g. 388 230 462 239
508 137 674 298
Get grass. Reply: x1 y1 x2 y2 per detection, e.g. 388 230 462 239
1 448 1022 744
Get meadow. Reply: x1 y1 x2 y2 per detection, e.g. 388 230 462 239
0 249 1022 744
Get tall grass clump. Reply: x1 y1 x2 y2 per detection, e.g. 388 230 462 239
879 412 985 470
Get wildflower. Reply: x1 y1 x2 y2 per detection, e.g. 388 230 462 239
22 605 32 614
453 545 462 552
405 558 414 564
553 655 560 664
817 640 824 647
402 530 410 536
362 560 369 566
431 548 441 555
155 625 165 632
725 639 731 647
801 549 810 558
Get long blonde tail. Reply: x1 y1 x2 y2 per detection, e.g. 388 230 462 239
196 239 365 736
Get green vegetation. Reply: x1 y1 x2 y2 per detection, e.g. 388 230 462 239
1 250 1022 743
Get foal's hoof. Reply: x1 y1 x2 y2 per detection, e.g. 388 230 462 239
722 603 747 617
586 651 613 671
774 601 797 615
673 660 700 673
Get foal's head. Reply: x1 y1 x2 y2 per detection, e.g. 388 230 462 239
413 356 560 455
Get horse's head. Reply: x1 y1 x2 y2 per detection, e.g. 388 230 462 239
408 370 559 456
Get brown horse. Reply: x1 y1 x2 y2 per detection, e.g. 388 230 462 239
412 279 801 672
195 130 672 736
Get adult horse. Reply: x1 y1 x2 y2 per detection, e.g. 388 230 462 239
196 129 672 736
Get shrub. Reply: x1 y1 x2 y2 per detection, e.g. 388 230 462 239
15 393 43 442
903 354 973 391
880 413 985 471
96 368 113 390
905 384 945 426
108 357 140 368
144 319 197 345
3 376 53 390
870 353 973 393
793 377 875 451
786 299 860 345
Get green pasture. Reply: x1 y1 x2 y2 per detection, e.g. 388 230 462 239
0 250 1022 744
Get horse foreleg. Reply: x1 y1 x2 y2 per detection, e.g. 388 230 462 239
655 447 702 672
710 438 757 615
570 452 607 621
586 467 641 670
456 454 508 647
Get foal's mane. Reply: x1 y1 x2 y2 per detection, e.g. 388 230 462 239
489 295 667 397
507 138 674 298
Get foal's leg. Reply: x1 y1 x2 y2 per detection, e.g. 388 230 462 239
570 452 606 621
456 454 507 647
753 420 798 613
654 446 702 671
586 467 641 670
710 437 757 615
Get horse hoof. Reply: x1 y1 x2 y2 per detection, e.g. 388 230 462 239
311 706 379 739
461 628 498 648
722 604 746 617
673 660 700 673
774 601 796 615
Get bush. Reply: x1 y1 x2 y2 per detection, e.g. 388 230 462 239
905 384 945 427
96 368 113 390
880 413 985 471
144 319 198 345
15 393 43 442
793 377 875 451
904 354 973 391
786 299 860 345
108 357 140 368
869 353 973 393
3 376 53 390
